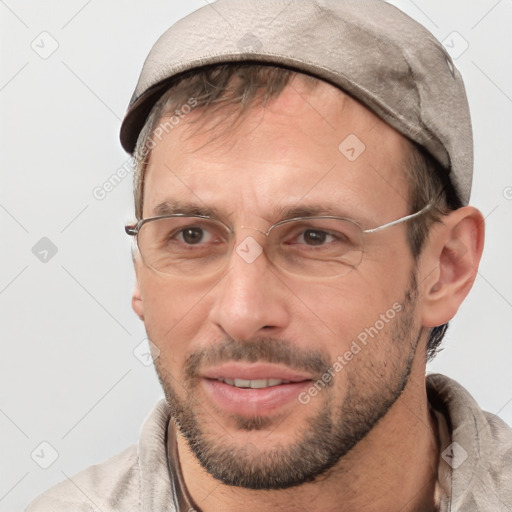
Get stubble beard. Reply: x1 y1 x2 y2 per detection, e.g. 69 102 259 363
153 273 421 490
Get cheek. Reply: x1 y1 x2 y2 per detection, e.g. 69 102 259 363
303 271 404 324
139 274 212 361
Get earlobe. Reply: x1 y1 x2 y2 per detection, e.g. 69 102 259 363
421 206 485 327
132 281 144 321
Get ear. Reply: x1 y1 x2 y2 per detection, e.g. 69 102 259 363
132 280 144 321
420 206 485 327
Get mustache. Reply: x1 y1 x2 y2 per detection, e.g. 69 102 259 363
184 337 331 380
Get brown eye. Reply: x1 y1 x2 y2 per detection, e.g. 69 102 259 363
298 229 335 246
181 227 204 244
302 229 328 245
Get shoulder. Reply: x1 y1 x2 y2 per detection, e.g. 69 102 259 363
427 372 512 445
480 409 512 495
25 445 140 511
427 373 512 511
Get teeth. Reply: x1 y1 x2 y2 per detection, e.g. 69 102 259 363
234 378 251 388
247 379 269 389
221 378 288 388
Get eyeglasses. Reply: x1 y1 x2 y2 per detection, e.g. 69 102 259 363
125 203 432 279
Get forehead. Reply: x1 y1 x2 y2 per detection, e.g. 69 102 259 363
142 76 413 222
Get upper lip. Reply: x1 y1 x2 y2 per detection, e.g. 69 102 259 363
200 363 314 382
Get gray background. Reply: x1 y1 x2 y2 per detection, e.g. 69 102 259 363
1 1 511 510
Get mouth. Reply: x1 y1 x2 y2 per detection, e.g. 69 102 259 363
216 378 295 389
199 363 314 417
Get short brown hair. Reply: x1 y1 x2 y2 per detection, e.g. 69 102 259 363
132 64 460 359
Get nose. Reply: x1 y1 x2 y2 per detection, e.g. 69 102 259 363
208 235 291 341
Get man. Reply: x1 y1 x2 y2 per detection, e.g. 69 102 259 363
28 0 511 511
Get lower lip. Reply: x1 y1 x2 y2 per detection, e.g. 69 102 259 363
201 379 311 416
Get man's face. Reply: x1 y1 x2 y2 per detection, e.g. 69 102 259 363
134 76 425 489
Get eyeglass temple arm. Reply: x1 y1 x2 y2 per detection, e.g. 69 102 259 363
363 202 433 234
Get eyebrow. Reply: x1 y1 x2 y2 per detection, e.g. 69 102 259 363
153 199 222 219
274 204 370 225
276 204 344 218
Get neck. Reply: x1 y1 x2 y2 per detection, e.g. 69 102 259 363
175 362 439 512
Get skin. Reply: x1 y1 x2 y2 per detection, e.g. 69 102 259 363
132 76 485 511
